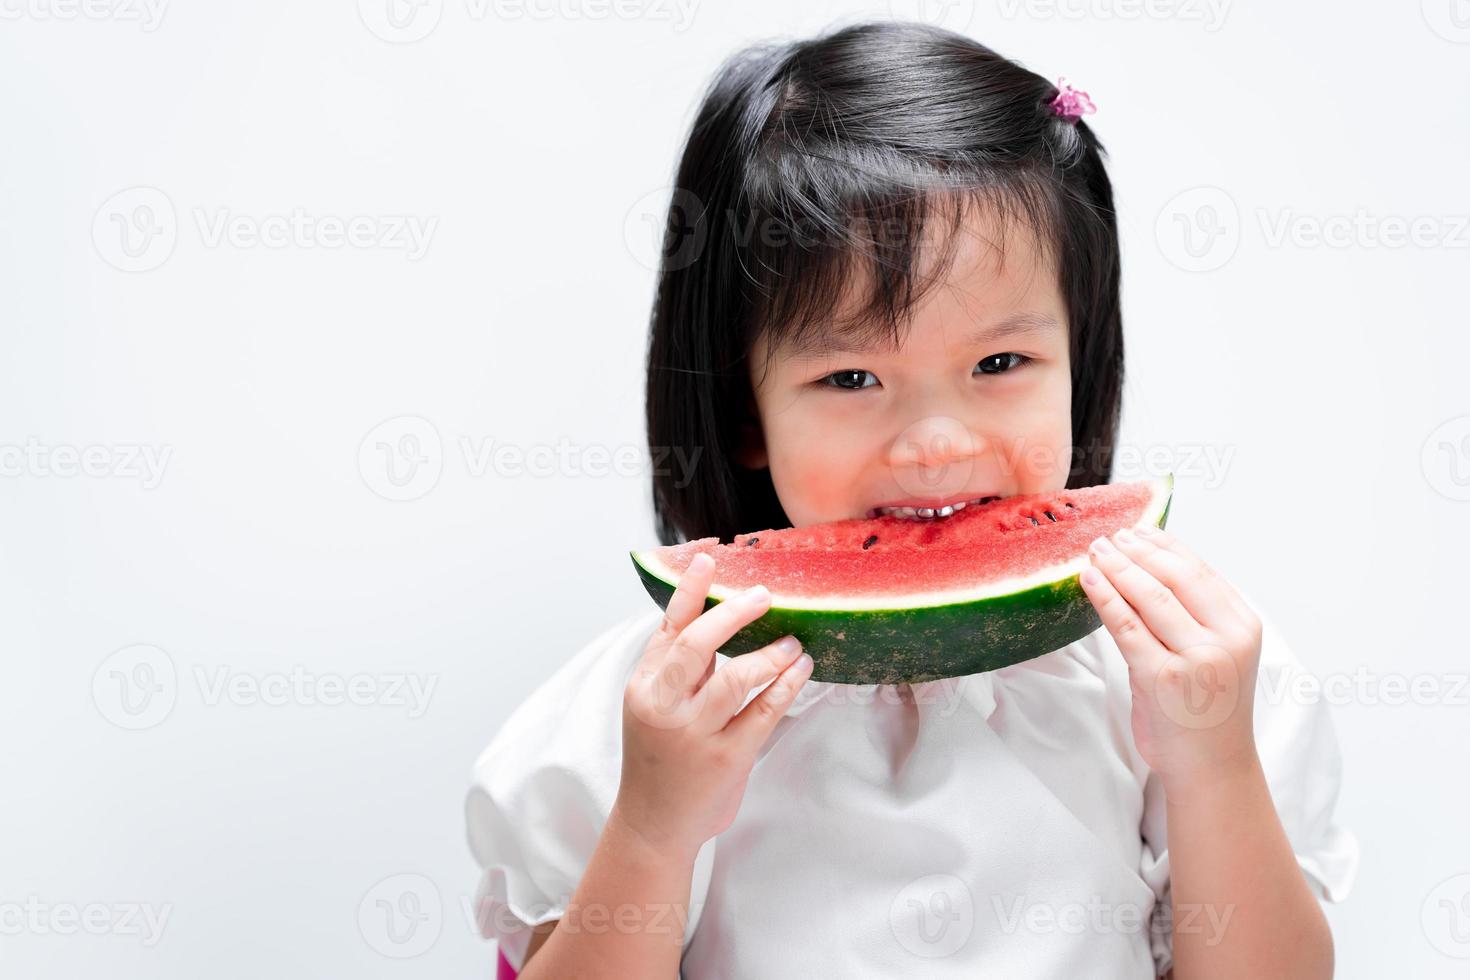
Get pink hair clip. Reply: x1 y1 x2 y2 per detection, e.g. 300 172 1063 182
1049 76 1097 123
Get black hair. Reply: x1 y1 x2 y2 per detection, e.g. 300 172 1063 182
644 20 1124 545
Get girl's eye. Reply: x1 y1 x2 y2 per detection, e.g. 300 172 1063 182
975 352 1032 375
818 354 1032 390
820 369 879 390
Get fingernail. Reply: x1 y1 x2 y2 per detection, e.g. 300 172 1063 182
796 653 813 672
745 584 770 602
1115 528 1136 544
1091 536 1115 554
1136 524 1159 536
775 635 801 655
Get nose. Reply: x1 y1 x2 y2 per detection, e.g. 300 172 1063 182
888 414 984 494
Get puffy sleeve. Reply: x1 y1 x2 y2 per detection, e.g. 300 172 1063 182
1137 593 1360 977
463 608 719 973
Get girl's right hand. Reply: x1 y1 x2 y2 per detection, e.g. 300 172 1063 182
612 552 813 861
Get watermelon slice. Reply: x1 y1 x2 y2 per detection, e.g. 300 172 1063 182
629 474 1174 684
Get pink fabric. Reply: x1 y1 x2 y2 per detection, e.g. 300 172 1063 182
496 947 517 980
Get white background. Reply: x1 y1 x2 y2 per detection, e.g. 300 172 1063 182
1 1 1466 976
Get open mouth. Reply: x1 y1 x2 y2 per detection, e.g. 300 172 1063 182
865 495 1004 521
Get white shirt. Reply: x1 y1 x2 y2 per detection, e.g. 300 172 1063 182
465 595 1358 977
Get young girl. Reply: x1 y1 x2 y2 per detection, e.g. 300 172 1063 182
466 21 1357 979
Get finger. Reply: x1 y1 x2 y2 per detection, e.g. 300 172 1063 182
636 552 716 684
663 583 773 694
1123 525 1252 625
697 634 805 728
1110 526 1241 636
721 646 814 752
1088 534 1205 652
659 552 717 639
1079 561 1171 677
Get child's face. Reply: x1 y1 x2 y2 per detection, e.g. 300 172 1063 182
739 207 1073 529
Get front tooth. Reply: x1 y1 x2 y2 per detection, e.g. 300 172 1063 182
878 503 975 520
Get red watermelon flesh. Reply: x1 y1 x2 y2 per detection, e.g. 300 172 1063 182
648 479 1164 603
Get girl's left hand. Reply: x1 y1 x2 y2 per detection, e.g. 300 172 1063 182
1078 522 1264 796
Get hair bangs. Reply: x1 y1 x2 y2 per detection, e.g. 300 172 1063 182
738 172 1065 386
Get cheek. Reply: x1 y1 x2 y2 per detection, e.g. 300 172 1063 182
997 376 1073 490
763 406 871 518
770 425 857 482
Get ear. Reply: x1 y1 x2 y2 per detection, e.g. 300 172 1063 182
733 391 768 470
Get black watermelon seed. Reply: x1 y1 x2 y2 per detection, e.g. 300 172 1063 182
1064 502 1076 509
862 534 878 550
746 537 759 547
1028 515 1040 526
1043 510 1057 522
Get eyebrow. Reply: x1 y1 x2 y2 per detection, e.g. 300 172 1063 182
786 310 1063 360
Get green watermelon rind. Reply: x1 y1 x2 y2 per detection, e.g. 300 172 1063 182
629 474 1174 686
